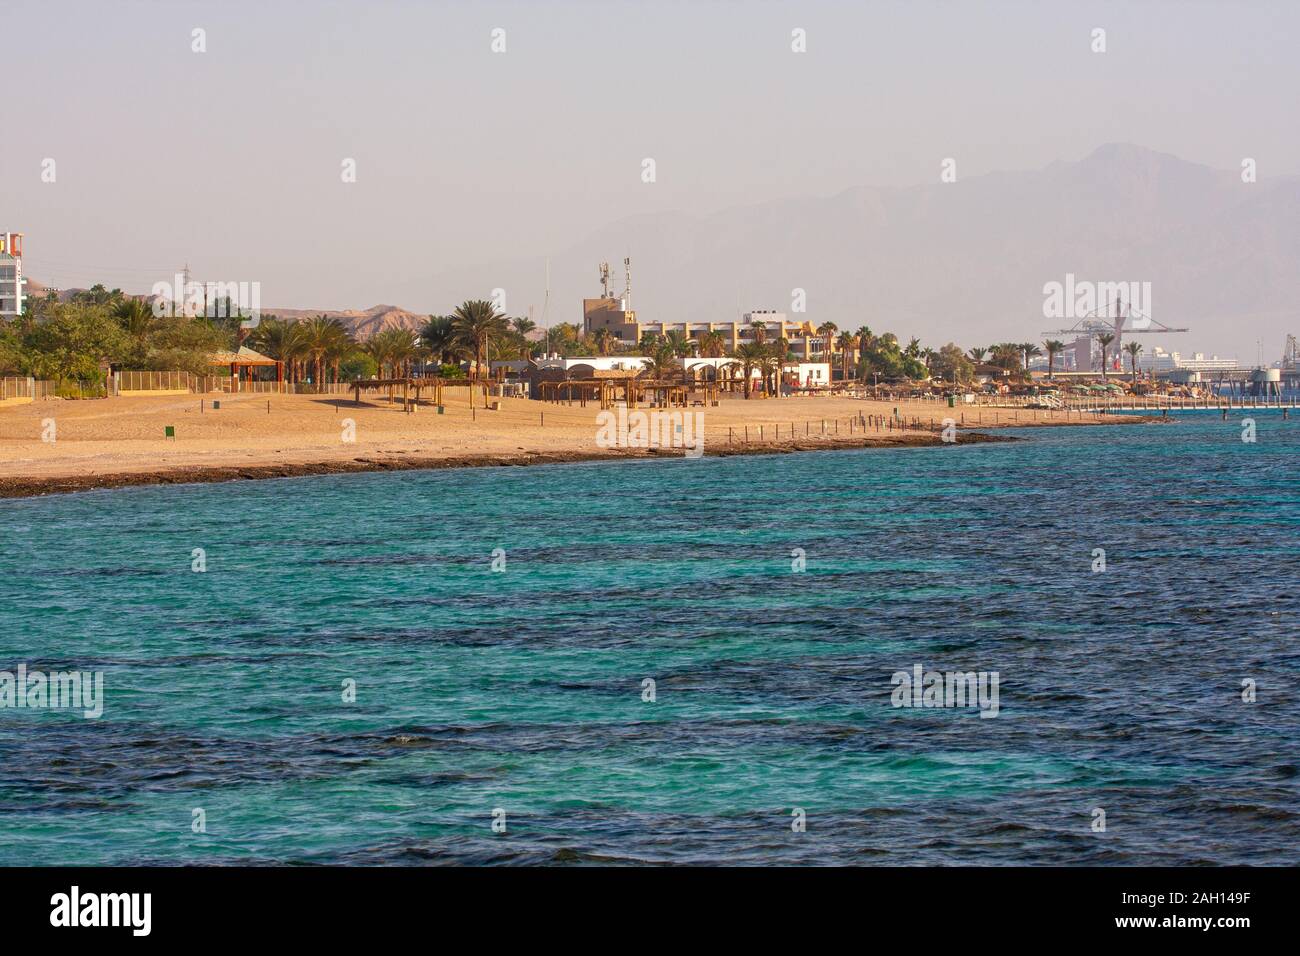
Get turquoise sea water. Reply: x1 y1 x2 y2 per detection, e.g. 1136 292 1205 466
1 411 1297 865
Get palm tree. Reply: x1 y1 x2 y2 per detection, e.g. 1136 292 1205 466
113 298 155 364
366 328 419 379
733 342 766 399
749 319 767 345
967 346 987 365
664 329 695 357
420 316 465 366
451 299 510 388
511 316 536 337
593 327 616 356
1125 341 1142 382
990 343 1021 372
249 318 310 384
1096 333 1116 380
300 315 352 388
762 341 788 396
697 331 727 358
364 332 393 381
1042 340 1065 379
836 331 857 382
641 343 678 382
856 325 875 356
76 284 126 308
817 321 838 361
1021 342 1043 371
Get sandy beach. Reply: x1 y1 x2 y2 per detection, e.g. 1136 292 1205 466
0 389 1148 497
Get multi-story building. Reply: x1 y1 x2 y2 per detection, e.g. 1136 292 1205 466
1137 346 1238 372
0 232 25 317
583 298 828 357
579 261 832 358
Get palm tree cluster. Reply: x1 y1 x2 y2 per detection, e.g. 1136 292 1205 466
5 279 1145 394
246 315 355 388
965 341 1071 379
248 299 521 387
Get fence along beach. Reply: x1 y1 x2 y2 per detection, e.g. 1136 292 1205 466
0 381 1165 498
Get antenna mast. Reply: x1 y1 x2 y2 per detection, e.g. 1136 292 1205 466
542 258 551 355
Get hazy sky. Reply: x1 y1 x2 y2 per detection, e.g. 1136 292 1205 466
6 0 1299 317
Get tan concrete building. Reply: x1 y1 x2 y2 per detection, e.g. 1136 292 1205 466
584 301 829 358
0 232 26 317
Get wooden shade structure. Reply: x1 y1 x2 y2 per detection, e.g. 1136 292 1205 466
350 376 447 411
210 346 281 392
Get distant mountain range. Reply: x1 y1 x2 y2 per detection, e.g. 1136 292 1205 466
235 304 427 339
391 143 1297 360
28 144 1299 358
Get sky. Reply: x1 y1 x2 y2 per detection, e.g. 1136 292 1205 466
5 0 1299 338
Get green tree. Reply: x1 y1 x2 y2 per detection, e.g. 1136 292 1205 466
593 327 616 356
733 341 766 399
1096 333 1115 380
640 342 678 381
301 315 352 387
113 298 155 365
932 343 975 384
366 328 419 378
420 316 464 365
24 302 127 383
249 318 309 384
1124 341 1142 381
836 331 857 381
451 299 510 400
1043 340 1065 379
817 321 838 362
697 330 727 358
664 329 696 357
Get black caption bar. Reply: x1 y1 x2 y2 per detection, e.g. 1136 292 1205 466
0 866 1286 942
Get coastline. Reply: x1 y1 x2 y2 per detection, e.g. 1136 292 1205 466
0 391 1162 500
0 430 1017 498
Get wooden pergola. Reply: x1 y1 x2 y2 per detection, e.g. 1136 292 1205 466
350 376 446 411
535 376 716 410
537 379 612 408
211 346 282 392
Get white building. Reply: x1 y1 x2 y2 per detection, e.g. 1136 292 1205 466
508 354 831 390
1137 346 1238 372
0 232 25 317
532 355 649 375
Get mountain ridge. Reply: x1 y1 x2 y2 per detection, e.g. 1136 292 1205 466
27 144 1299 357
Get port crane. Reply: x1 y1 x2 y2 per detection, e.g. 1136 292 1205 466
1043 296 1188 370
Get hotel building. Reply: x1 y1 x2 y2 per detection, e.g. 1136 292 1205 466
583 298 830 358
0 232 25 317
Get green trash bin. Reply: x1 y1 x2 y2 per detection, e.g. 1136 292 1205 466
436 405 445 415
947 395 955 408
212 400 221 410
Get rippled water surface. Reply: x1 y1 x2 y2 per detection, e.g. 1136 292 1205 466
1 412 1297 865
